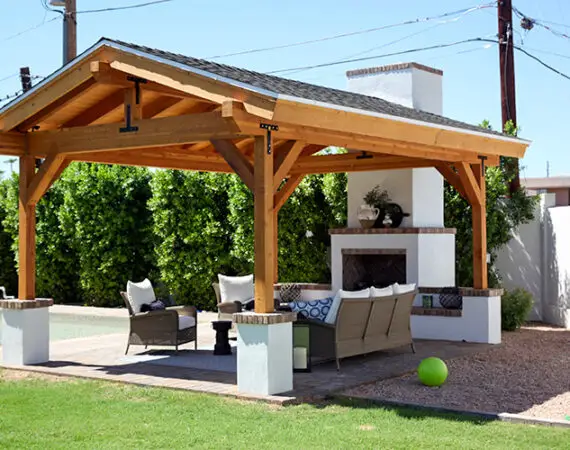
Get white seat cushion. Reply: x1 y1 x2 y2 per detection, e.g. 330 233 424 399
393 282 417 294
370 285 394 297
324 288 370 324
126 278 156 314
178 315 196 330
218 274 254 304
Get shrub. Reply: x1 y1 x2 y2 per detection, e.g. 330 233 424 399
501 288 534 331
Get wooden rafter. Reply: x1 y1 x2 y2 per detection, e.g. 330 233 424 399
16 78 98 132
63 90 125 127
28 111 246 157
25 155 69 206
0 56 100 131
106 54 276 118
210 139 254 190
143 96 181 119
436 163 467 200
273 140 306 191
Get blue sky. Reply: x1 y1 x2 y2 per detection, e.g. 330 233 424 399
1 0 569 178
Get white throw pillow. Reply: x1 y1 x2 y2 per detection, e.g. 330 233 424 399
218 274 254 304
178 315 196 330
370 286 394 297
393 282 417 294
324 288 370 324
126 278 156 314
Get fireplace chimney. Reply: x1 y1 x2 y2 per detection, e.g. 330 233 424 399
345 62 444 228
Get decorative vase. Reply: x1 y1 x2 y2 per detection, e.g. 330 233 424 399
373 203 410 228
357 204 379 229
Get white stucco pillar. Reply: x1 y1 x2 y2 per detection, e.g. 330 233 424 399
234 312 296 396
0 299 52 365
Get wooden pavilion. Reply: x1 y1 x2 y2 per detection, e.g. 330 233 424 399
0 39 529 313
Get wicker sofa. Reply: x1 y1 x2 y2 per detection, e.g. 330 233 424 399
120 292 197 354
298 290 417 369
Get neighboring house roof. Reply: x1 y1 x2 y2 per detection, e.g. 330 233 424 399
101 38 512 140
523 176 570 189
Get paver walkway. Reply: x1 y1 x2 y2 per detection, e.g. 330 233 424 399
1 308 491 404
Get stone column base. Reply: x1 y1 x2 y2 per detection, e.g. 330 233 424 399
234 312 297 396
0 299 53 365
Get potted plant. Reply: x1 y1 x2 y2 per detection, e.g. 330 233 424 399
363 186 391 228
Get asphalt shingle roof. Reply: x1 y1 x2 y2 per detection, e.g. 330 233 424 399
104 38 509 139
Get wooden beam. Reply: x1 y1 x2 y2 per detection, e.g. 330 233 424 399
63 90 125 127
70 148 232 172
0 57 99 131
436 164 467 200
124 86 142 123
254 134 275 313
273 140 305 191
289 153 435 174
456 161 482 206
271 99 528 159
210 139 254 190
274 175 304 212
0 132 26 156
26 154 68 206
18 155 36 299
231 108 507 165
471 163 488 289
273 209 279 282
106 54 276 119
28 111 246 157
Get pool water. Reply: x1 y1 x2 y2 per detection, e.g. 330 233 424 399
0 311 128 343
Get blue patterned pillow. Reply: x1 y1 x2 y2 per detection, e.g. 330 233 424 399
289 297 333 321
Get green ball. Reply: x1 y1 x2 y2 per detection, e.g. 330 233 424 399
418 357 448 387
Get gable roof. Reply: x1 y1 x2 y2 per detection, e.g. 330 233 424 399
102 38 514 141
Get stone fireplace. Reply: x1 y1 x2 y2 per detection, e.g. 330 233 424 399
342 249 406 290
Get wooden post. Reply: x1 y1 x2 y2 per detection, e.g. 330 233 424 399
254 134 275 313
472 163 488 289
18 155 36 300
273 209 279 282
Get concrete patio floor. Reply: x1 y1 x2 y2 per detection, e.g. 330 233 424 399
0 307 492 404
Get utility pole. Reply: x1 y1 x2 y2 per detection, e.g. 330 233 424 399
64 0 77 64
50 0 77 64
19 67 32 92
498 0 519 193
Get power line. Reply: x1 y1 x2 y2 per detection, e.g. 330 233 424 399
512 5 570 40
76 0 177 14
266 38 488 75
0 16 59 43
208 3 497 60
0 73 19 84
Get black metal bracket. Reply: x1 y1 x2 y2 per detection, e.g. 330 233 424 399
478 155 488 176
260 123 279 154
355 151 373 160
126 75 147 105
119 76 147 133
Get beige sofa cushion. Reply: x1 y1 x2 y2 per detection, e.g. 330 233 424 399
324 288 370 324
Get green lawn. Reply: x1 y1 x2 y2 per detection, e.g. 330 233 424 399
0 372 567 449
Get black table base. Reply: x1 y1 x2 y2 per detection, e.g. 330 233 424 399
211 320 232 355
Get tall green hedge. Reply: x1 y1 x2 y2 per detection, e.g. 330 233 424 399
59 163 155 306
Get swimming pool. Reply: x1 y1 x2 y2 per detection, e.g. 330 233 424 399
0 309 128 343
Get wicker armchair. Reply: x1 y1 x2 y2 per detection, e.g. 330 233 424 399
120 292 197 354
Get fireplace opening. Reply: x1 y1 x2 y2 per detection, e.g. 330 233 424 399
342 249 406 290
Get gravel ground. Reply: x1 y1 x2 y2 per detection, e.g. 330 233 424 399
344 324 570 421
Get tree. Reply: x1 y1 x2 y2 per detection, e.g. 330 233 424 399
444 120 537 287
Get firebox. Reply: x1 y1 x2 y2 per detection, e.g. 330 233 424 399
342 249 406 290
